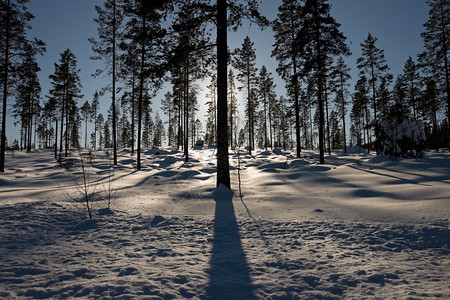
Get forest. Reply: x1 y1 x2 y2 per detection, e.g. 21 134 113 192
1 0 448 177
1 1 449 299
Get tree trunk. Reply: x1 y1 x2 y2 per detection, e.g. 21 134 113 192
184 54 189 162
289 3 301 158
325 82 331 155
318 81 325 164
131 67 136 154
0 0 11 172
438 0 450 146
216 0 230 188
137 15 146 171
112 0 118 165
54 119 58 159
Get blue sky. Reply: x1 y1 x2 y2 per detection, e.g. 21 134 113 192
6 0 429 144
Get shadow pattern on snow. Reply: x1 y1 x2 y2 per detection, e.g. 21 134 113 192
204 186 254 300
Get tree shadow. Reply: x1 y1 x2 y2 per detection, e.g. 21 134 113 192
203 186 254 299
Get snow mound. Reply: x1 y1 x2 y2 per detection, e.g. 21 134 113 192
273 148 287 155
367 155 393 164
159 155 177 167
288 159 310 168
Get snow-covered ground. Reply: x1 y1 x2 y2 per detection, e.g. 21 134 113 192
0 147 449 299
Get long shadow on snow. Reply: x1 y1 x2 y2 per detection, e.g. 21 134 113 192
203 188 254 300
347 163 450 187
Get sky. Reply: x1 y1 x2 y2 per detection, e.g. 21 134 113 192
5 0 430 145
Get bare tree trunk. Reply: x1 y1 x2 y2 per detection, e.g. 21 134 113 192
0 0 11 172
184 54 189 162
216 0 230 188
137 15 146 171
112 0 118 165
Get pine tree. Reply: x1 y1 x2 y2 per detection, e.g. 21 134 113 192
329 110 341 149
117 93 130 148
420 78 442 149
205 75 217 146
189 89 200 147
403 56 422 119
118 42 140 154
0 0 45 171
90 0 125 165
80 100 91 149
420 0 449 141
103 120 112 149
90 91 99 149
161 92 176 147
352 76 371 149
70 107 81 149
171 1 212 161
257 66 277 150
39 97 56 150
377 74 394 122
330 56 351 152
13 42 43 152
48 49 83 157
124 0 170 170
272 0 303 158
186 0 267 188
356 33 391 151
233 36 259 154
153 112 164 147
228 69 238 148
97 113 105 148
296 0 350 163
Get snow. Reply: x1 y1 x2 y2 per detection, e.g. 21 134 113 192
0 147 449 299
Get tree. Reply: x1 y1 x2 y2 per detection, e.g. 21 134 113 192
13 42 43 152
228 69 238 148
48 49 83 157
124 0 170 170
403 56 422 119
141 103 153 148
330 56 351 152
171 1 212 162
329 110 341 149
257 65 277 150
90 0 125 165
351 75 371 149
80 100 90 149
161 92 175 147
233 36 258 154
420 78 442 149
272 0 303 158
420 0 449 140
296 0 350 163
1 0 45 171
39 97 56 151
153 112 164 147
90 91 100 149
187 0 267 188
118 94 132 148
97 113 105 148
205 75 217 146
118 41 140 154
356 33 391 151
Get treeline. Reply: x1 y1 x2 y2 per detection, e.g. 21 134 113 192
1 0 449 174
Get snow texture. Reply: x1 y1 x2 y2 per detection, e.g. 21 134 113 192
0 147 449 299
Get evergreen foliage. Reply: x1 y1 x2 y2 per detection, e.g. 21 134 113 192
233 36 259 154
48 49 83 157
